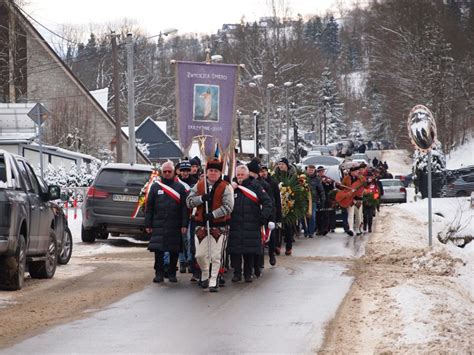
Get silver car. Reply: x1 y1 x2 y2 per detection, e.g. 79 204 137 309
445 173 474 197
380 179 407 203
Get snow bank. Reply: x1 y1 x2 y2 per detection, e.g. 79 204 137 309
446 133 474 169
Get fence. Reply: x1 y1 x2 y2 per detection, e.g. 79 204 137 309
58 186 88 220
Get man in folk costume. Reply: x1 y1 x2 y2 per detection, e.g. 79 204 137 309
186 158 234 292
145 161 189 283
228 165 272 282
341 165 366 236
259 164 282 266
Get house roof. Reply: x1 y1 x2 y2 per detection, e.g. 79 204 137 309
5 1 149 164
0 103 37 138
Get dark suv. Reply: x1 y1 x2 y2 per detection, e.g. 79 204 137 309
81 163 153 243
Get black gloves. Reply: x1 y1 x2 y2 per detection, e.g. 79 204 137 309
204 212 214 222
201 193 212 203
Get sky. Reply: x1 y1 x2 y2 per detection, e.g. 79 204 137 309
23 0 362 37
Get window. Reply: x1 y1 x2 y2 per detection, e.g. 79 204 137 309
95 169 151 187
16 160 33 192
24 162 45 195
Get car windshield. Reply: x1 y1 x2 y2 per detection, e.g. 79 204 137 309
302 156 341 166
381 180 403 186
95 169 151 187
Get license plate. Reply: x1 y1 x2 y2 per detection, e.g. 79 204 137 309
113 194 138 202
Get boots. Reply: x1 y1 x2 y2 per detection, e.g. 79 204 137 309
153 273 164 283
179 262 186 274
269 253 276 266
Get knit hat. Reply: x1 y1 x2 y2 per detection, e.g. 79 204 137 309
190 156 201 167
178 160 191 172
316 165 325 171
278 157 290 168
247 159 261 174
206 158 223 171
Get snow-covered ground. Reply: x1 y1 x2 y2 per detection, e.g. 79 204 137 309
445 133 474 169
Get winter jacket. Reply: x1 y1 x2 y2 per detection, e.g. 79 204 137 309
145 178 189 252
307 173 326 207
255 177 274 222
265 174 283 223
227 177 272 255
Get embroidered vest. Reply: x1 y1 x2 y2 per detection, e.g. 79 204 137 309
194 178 231 226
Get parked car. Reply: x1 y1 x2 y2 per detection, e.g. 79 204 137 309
0 150 61 290
380 179 407 203
350 153 370 164
393 173 413 188
81 163 153 243
300 155 344 167
444 173 474 197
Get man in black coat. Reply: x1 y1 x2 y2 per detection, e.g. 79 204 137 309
145 161 189 283
259 164 282 266
228 165 272 282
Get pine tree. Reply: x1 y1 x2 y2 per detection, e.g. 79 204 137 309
321 15 340 62
368 86 390 142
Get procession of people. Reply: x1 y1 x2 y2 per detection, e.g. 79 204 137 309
143 153 387 293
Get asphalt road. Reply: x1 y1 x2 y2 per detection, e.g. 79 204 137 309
3 235 359 354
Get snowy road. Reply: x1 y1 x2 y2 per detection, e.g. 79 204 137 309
2 230 360 354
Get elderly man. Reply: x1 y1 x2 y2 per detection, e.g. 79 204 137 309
228 165 272 282
145 161 189 283
186 158 234 292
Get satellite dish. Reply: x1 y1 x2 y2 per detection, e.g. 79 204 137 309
407 105 437 151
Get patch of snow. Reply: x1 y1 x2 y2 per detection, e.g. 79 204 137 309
446 133 474 169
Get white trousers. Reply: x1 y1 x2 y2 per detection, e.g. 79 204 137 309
195 227 227 288
347 204 363 233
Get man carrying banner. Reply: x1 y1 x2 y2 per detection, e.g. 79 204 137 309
186 158 234 292
145 161 189 283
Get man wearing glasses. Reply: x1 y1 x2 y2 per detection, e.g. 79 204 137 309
145 161 189 283
186 158 234 292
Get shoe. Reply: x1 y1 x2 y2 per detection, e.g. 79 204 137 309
322 231 328 236
200 279 209 289
285 249 292 256
356 232 362 236
153 274 164 283
330 229 335 233
209 286 219 293
244 276 252 283
269 253 276 266
179 262 186 274
187 265 193 274
275 247 281 255
368 229 372 233
232 274 242 282
347 230 354 237
168 275 178 283
254 269 261 278
219 278 226 287
308 233 314 238
190 275 198 282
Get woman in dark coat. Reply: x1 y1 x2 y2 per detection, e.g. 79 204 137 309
145 162 189 283
228 165 272 282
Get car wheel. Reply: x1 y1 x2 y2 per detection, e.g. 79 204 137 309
81 225 97 243
29 230 58 279
0 234 27 290
58 227 73 265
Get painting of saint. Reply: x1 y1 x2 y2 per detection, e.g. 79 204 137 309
193 84 219 122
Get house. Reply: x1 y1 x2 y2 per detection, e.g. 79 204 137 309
0 103 97 167
0 0 149 164
122 117 183 163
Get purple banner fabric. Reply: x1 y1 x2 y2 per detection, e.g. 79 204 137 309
175 61 239 157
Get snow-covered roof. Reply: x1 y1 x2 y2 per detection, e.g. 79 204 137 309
89 88 109 111
121 117 167 136
0 103 37 136
27 142 98 161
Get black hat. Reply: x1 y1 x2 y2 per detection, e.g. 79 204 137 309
206 158 223 171
260 163 268 171
178 160 191 172
278 157 290 168
190 156 201 167
316 165 325 171
247 160 261 174
350 165 360 172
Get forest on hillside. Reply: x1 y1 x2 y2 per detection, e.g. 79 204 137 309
48 0 474 157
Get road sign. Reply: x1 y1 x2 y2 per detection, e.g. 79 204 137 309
27 103 49 126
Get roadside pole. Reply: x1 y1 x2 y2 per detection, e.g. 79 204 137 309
427 150 433 247
126 33 136 165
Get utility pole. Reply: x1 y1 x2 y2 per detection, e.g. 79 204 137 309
8 6 16 102
284 85 290 158
254 111 259 157
265 85 273 165
237 110 243 156
293 103 299 163
126 33 136 165
111 32 122 163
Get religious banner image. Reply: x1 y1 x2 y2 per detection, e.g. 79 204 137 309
175 61 239 156
193 84 219 122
